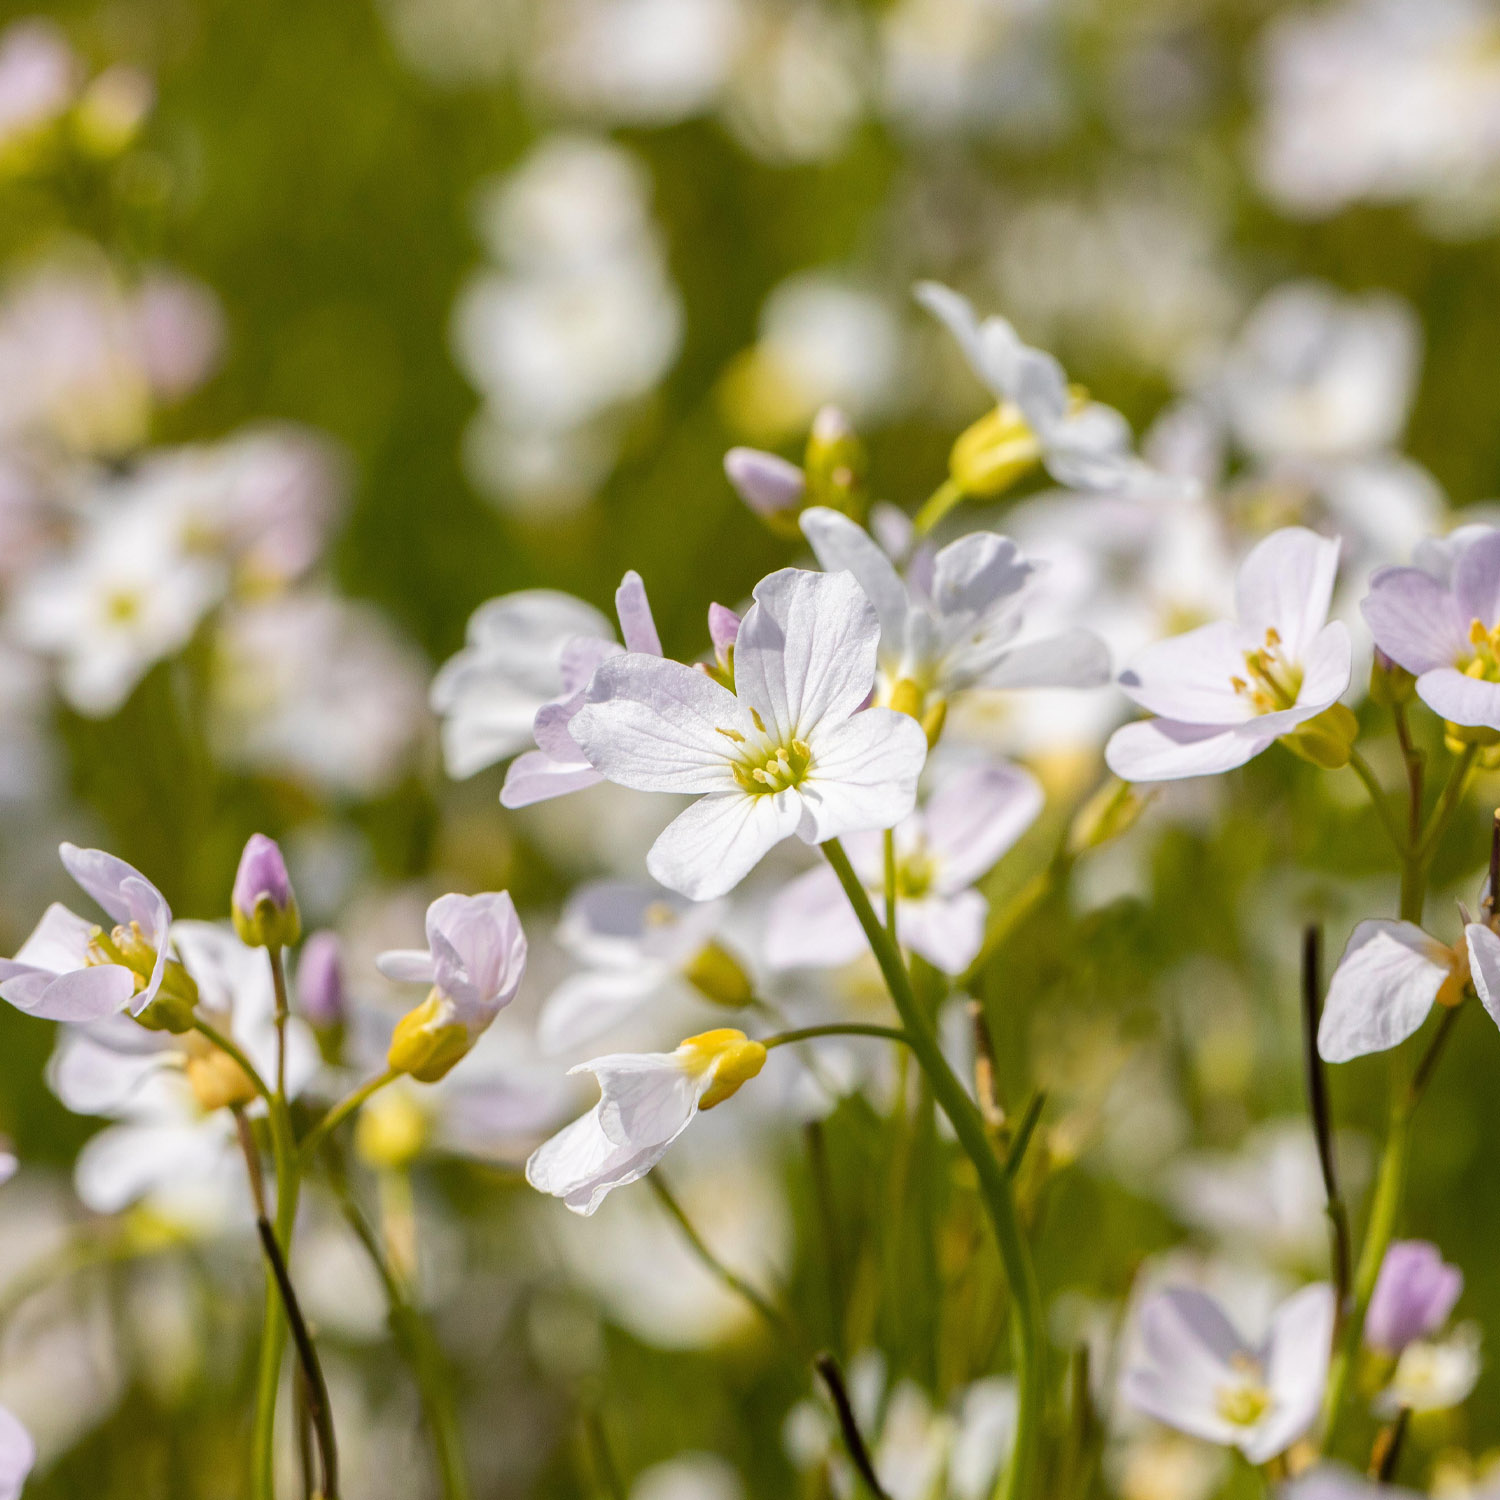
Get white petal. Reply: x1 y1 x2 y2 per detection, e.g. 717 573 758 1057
1235 527 1339 661
1415 666 1500 731
571 655 746 794
74 1120 229 1215
11 902 95 973
978 629 1112 691
1466 924 1500 1030
799 508 912 656
60 842 167 930
1318 920 1449 1063
733 568 881 742
647 791 802 901
0 1407 32 1500
1117 621 1256 724
375 949 436 985
536 968 663 1056
1361 566 1471 677
930 532 1033 622
925 762 1043 889
500 749 603 808
525 1108 682 1217
1250 1284 1335 1464
0 963 136 1022
797 709 927 843
764 867 867 970
615 570 662 657
1105 719 1268 782
900 892 988 974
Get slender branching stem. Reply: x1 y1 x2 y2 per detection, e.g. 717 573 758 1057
299 1068 401 1167
815 1351 892 1500
762 1024 912 1050
883 828 899 948
190 1018 273 1109
912 477 964 536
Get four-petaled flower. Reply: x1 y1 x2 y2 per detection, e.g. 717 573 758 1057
1106 527 1353 781
571 567 929 901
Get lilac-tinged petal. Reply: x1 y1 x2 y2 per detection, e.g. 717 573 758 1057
60 842 166 930
1415 666 1500 731
647 791 802 901
572 655 749 794
1235 527 1339 661
1366 1241 1463 1354
1251 1284 1335 1464
1283 1466 1420 1500
232 833 295 918
708 604 740 656
1466 924 1500 1029
0 962 135 1021
724 447 805 518
1453 529 1500 630
799 507 912 654
425 890 526 1026
1361 566 1470 676
0 1405 31 1500
764 867 866 970
557 635 620 696
925 762 1043 889
1318 920 1449 1063
734 568 881 741
796 709 927 843
500 750 603 808
530 698 589 761
1105 718 1269 782
979 628 1112 691
11 902 95 972
929 532 1033 620
1117 622 1257 724
615 570 662 657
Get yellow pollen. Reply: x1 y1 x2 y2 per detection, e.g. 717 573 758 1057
1464 618 1500 682
749 706 767 734
1214 1358 1271 1427
104 589 142 625
715 727 746 743
731 737 813 795
1231 628 1303 714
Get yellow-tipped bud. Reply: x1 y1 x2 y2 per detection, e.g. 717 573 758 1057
948 402 1040 499
387 991 471 1083
803 406 866 519
184 1042 257 1113
888 677 925 721
678 1028 767 1110
355 1089 428 1170
682 940 755 1009
1280 703 1360 770
1069 778 1150 854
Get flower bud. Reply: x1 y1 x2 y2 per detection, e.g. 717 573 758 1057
132 955 200 1034
1366 1241 1463 1355
295 931 345 1029
682 940 755 1008
948 402 1040 498
387 991 471 1083
724 447 805 526
803 406 865 518
1369 648 1416 708
1280 703 1359 769
355 1088 428 1171
184 1026 257 1112
231 834 301 950
708 604 740 676
679 1028 766 1110
1069 778 1150 854
74 64 154 157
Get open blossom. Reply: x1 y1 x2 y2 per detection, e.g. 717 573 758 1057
571 567 928 901
526 1028 767 1215
915 281 1162 495
0 1406 30 1500
1318 917 1487 1063
767 759 1042 974
1106 527 1352 782
1367 1241 1463 1355
501 571 662 808
1123 1283 1335 1463
1282 1468 1420 1500
0 844 182 1023
538 880 738 1055
801 507 1110 732
1362 526 1500 731
1376 1324 1482 1417
377 892 527 1082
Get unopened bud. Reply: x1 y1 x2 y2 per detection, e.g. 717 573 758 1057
133 957 200 1034
1281 703 1360 770
679 1028 766 1110
231 834 301 950
1069 778 1150 854
724 447 805 526
387 991 470 1083
803 406 866 518
707 603 740 687
1369 648 1416 708
682 940 755 1008
184 1026 257 1112
295 931 346 1029
948 402 1040 498
355 1088 428 1170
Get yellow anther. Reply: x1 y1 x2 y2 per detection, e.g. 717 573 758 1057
715 727 746 744
1215 1380 1271 1427
749 706 767 734
677 1027 767 1109
731 737 813 795
888 678 925 721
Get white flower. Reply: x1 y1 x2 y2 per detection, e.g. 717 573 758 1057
0 1405 30 1500
767 758 1042 974
502 572 663 809
525 1028 768 1214
571 567 927 900
915 280 1162 495
377 891 528 1081
0 19 76 150
800 506 1111 728
538 879 728 1055
1376 1323 1481 1416
1123 1283 1335 1464
1105 527 1352 782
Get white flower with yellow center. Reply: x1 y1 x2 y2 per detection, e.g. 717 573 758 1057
525 1028 768 1215
571 567 928 901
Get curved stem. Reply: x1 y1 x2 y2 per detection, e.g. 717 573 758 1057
300 1068 400 1167
253 1090 302 1498
822 839 1044 1500
1416 744 1478 864
1346 751 1409 859
763 1024 912 1051
884 828 899 949
190 1019 273 1109
912 477 965 536
270 946 290 1102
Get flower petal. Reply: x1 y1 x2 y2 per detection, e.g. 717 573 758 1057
978 629 1112 691
1105 718 1269 782
537 968 664 1056
60 843 168 931
1466 924 1500 1030
925 762 1043 889
799 508 912 657
764 867 867 970
10 902 96 973
1251 1284 1335 1464
615 570 662 657
1362 566 1470 676
1415 666 1500 731
797 708 927 843
1117 621 1256 724
375 949 436 985
1235 527 1339 661
1318 920 1449 1063
0 962 136 1022
901 891 988 974
500 749 602 809
1453 529 1500 630
647 791 803 901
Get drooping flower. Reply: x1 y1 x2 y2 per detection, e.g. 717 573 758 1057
230 833 301 950
538 880 745 1055
0 843 194 1025
501 571 663 808
766 759 1042 974
1123 1282 1335 1463
916 281 1162 496
1106 527 1353 782
377 891 528 1082
1362 526 1500 732
1366 1241 1463 1356
571 567 928 901
1317 918 1481 1063
525 1028 767 1215
800 507 1110 736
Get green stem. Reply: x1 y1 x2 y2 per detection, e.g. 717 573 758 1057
1346 750 1409 860
300 1068 400 1167
1416 744 1479 864
253 1090 302 1498
912 477 965 536
270 946 291 1102
190 1019 273 1109
822 839 1044 1500
763 1024 912 1050
884 828 899 948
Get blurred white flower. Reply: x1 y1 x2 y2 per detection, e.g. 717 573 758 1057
212 589 429 798
0 18 78 151
1376 1323 1482 1415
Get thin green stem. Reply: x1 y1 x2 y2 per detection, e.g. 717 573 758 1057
884 828 899 949
1346 750 1409 859
270 946 291 1102
1416 744 1479 864
912 476 965 536
299 1068 400 1167
253 1086 302 1499
648 1174 794 1342
822 838 1044 1500
763 1024 912 1051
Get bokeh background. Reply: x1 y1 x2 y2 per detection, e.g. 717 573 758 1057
4 0 1500 1495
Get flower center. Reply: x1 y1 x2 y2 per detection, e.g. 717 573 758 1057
1464 618 1500 682
1214 1356 1271 1428
1230 628 1302 713
86 921 157 988
726 734 814 795
890 849 936 900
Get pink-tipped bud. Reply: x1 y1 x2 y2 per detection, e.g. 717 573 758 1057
1366 1240 1463 1355
231 834 301 949
723 447 804 518
295 930 345 1029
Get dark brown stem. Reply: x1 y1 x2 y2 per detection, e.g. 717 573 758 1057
1301 926 1351 1328
815 1351 891 1500
1370 1407 1410 1483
